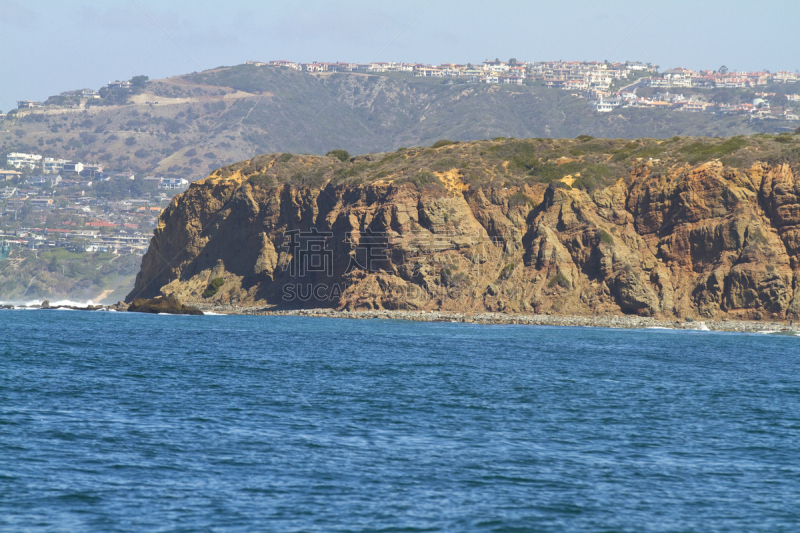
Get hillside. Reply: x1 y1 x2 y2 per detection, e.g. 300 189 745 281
129 134 800 321
0 248 140 303
3 64 795 182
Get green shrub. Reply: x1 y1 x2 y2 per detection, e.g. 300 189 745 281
508 192 534 208
404 171 442 189
498 263 515 280
277 153 294 163
489 140 540 172
678 137 748 163
326 149 350 162
203 277 224 298
332 162 370 183
629 144 667 160
547 272 570 288
432 139 456 148
599 229 614 245
247 173 273 187
429 157 459 171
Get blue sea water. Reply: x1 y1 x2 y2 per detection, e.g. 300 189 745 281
1 311 799 532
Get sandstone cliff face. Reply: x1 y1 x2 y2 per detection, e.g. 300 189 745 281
129 140 800 321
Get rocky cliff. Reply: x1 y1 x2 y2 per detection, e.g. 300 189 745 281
128 135 800 320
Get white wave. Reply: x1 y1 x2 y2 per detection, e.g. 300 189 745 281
680 321 710 331
0 299 98 308
51 299 97 307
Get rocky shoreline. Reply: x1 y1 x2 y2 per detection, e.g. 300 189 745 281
3 299 798 334
195 304 800 334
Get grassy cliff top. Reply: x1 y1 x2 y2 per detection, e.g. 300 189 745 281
205 133 800 193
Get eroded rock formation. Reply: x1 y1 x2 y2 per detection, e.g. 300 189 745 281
128 138 800 321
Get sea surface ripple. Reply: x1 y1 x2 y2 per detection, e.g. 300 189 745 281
1 311 799 531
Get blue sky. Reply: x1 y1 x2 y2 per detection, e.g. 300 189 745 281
1 0 798 112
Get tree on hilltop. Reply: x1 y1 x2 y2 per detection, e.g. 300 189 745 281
130 75 149 87
326 150 350 162
719 65 729 74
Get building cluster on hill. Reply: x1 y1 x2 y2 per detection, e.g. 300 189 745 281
642 68 798 89
247 59 652 87
7 59 799 121
4 152 189 190
591 91 800 120
253 58 799 89
15 80 133 110
0 183 170 255
2 151 190 256
584 67 800 119
0 189 163 255
0 225 151 255
250 59 800 119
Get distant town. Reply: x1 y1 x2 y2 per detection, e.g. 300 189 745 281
2 59 799 122
248 59 800 119
0 151 187 256
3 57 800 260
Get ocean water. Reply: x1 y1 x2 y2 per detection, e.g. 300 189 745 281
1 311 799 532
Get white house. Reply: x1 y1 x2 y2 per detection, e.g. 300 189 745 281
595 98 621 112
159 178 189 190
501 76 524 85
62 161 84 174
107 80 132 90
7 152 42 170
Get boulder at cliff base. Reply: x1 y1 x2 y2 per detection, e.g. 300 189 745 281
127 296 204 315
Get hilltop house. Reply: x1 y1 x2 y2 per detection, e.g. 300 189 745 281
17 100 44 109
0 170 23 181
159 178 189 190
62 162 84 174
106 80 132 90
26 174 62 187
6 152 42 170
43 158 68 174
269 60 300 70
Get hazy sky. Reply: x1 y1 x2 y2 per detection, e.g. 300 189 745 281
2 0 799 112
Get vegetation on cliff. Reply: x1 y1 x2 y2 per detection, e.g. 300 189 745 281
218 132 800 193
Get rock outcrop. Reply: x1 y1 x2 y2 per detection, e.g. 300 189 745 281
128 137 800 321
127 296 203 315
